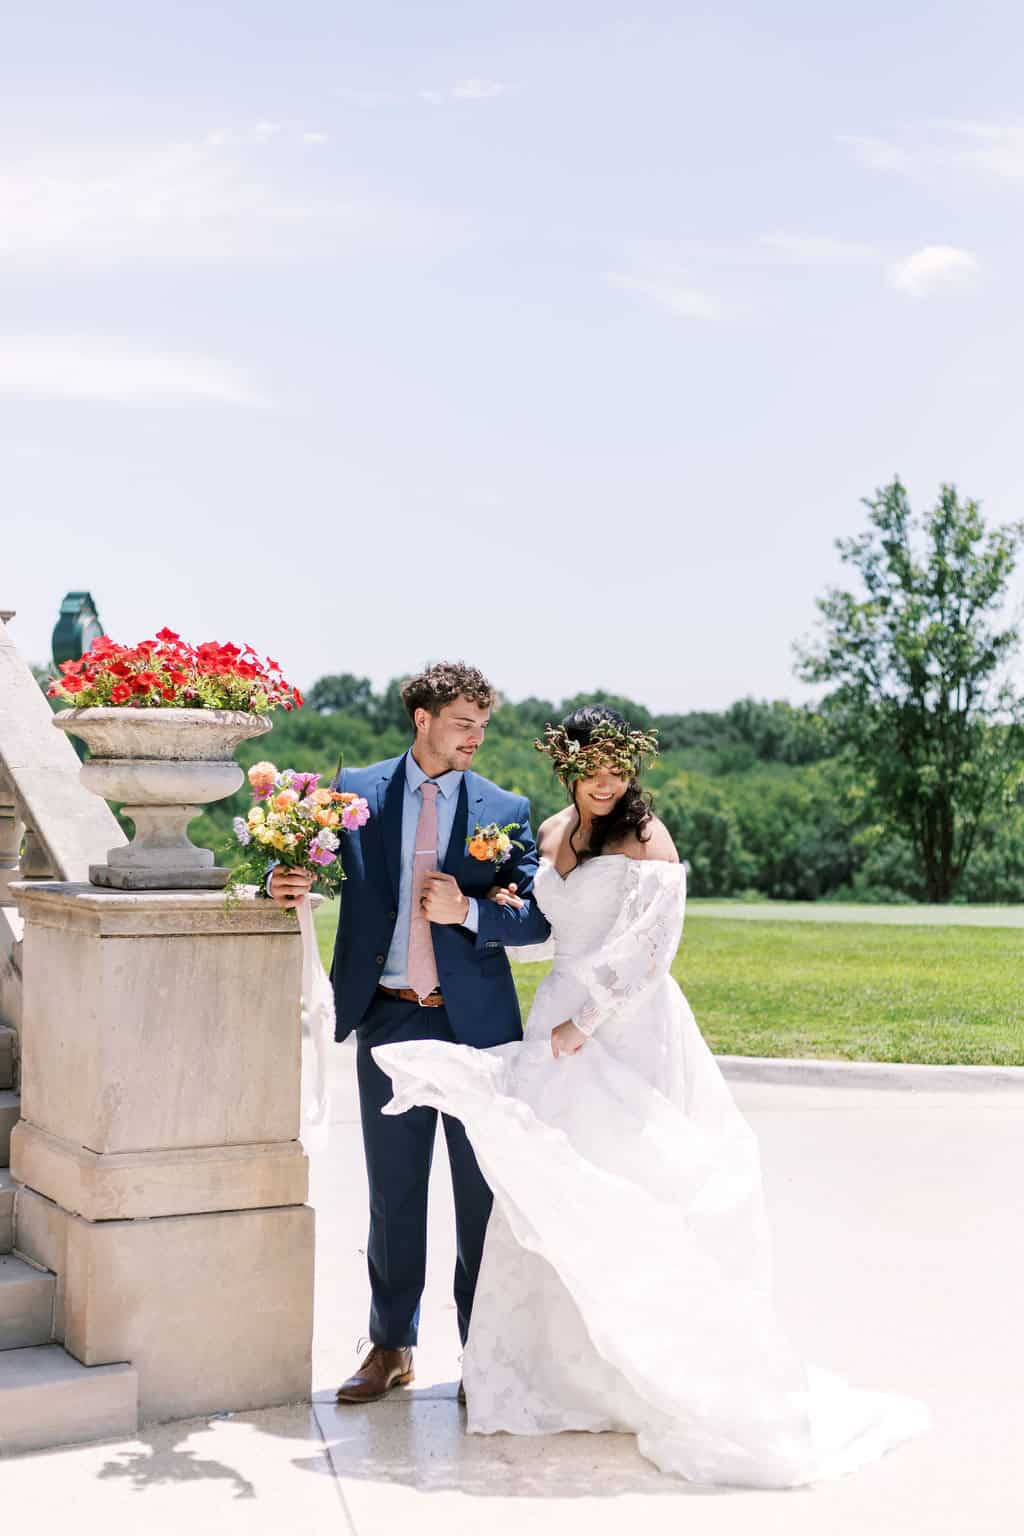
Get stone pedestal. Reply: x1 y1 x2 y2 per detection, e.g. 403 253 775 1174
9 883 315 1423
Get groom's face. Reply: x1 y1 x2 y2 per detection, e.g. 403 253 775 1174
415 695 491 774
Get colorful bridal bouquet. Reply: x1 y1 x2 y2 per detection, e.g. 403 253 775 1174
231 761 370 899
466 821 524 871
47 628 303 713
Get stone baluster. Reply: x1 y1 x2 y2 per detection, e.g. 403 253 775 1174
18 824 54 881
0 769 23 906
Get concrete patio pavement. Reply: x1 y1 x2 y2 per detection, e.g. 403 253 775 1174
3 1043 1020 1535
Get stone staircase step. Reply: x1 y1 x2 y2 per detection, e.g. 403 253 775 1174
0 1027 13 1091
0 1090 17 1167
0 1252 54 1350
0 1172 13 1253
0 1345 138 1456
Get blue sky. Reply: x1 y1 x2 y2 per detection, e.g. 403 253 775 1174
4 2 1024 711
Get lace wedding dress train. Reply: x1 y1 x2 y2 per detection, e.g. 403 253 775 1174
373 857 928 1488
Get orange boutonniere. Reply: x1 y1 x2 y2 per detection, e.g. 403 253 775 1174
466 821 524 870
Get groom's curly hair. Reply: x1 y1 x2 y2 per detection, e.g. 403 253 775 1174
401 661 497 722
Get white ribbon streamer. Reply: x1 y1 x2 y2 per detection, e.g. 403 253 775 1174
296 894 334 1152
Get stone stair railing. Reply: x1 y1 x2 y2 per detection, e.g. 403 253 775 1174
0 611 137 1454
0 608 127 1045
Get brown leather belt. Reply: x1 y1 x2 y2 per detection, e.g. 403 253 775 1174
376 983 445 1009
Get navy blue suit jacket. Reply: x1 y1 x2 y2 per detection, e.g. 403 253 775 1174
330 754 552 1046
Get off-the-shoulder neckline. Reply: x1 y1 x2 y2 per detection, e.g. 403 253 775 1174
539 854 680 884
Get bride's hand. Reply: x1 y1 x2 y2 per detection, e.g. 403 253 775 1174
551 1020 587 1058
486 882 525 910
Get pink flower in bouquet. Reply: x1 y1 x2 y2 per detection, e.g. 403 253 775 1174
308 844 337 867
341 796 371 831
291 772 320 797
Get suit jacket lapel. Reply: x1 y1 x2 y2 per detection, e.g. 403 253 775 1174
443 772 484 875
378 755 407 900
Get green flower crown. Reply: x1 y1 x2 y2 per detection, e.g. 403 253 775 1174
534 721 659 785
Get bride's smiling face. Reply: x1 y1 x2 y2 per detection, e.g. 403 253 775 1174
575 761 629 819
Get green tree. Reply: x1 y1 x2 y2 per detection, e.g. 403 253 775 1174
796 477 1024 901
373 677 413 734
657 778 755 896
305 673 374 717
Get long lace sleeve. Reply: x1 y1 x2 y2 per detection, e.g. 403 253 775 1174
572 861 686 1036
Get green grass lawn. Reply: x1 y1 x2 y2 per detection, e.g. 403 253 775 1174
313 901 1024 1065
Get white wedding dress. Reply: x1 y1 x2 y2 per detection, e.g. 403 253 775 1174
373 855 928 1488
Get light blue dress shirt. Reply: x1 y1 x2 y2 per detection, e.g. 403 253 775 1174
382 752 479 988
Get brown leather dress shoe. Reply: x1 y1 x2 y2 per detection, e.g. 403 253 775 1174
336 1345 414 1404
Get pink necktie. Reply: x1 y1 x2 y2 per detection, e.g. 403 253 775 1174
407 781 440 1001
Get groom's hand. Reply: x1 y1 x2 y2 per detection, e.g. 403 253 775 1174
269 866 313 909
421 872 470 925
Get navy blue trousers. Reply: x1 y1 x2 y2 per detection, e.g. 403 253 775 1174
355 992 493 1349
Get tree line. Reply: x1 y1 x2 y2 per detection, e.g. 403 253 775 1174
35 477 1014 903
192 479 1024 904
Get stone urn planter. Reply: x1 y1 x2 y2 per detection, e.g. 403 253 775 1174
52 707 272 889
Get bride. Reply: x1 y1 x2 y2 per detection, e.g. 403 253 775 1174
373 704 928 1488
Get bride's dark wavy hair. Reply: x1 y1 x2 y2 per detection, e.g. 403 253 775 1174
562 704 654 868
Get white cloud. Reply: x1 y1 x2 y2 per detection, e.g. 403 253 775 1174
841 120 1024 182
838 134 922 176
302 131 329 145
204 121 281 148
451 79 508 101
607 271 722 321
0 336 265 406
335 80 513 109
758 232 881 266
419 79 511 105
886 245 980 299
950 120 1024 180
334 87 402 108
0 138 412 269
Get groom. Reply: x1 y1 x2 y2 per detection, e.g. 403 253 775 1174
270 661 550 1403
